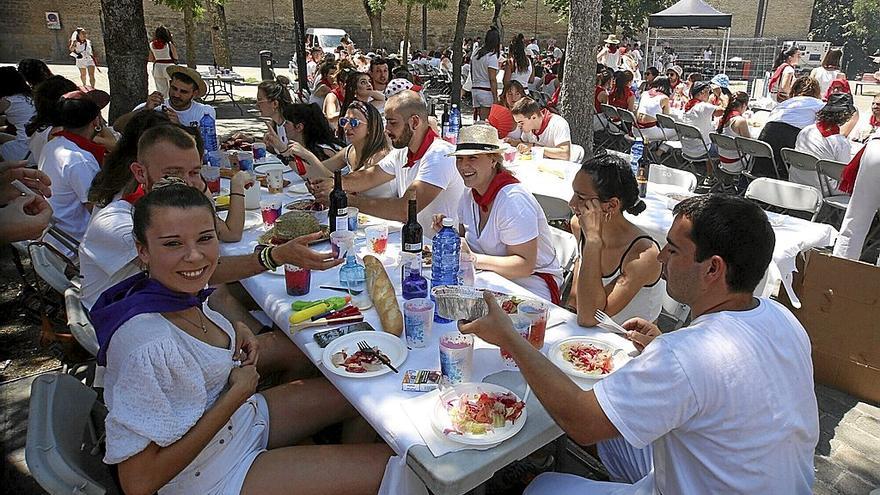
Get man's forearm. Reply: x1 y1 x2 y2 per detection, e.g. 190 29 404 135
349 194 408 223
210 254 265 285
544 146 570 160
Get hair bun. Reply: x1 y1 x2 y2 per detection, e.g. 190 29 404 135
626 199 647 216
275 75 290 86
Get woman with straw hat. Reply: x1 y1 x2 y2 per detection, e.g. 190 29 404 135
433 124 563 303
597 35 622 71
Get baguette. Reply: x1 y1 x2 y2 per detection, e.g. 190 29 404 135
363 255 403 336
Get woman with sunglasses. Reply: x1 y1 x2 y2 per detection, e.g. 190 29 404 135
280 102 397 198
567 153 664 484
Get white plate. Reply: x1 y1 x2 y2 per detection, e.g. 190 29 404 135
254 163 287 176
431 383 527 446
321 331 407 379
217 210 263 230
287 183 309 195
548 337 630 380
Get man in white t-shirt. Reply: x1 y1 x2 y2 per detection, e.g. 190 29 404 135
680 81 723 186
307 47 324 85
460 194 819 495
129 65 216 127
508 97 571 160
309 90 465 234
526 38 540 57
38 88 110 255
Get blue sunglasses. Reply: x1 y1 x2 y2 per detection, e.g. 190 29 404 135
339 117 362 129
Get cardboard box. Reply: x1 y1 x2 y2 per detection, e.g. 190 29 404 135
778 248 880 404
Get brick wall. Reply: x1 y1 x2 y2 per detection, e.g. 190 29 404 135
710 0 815 38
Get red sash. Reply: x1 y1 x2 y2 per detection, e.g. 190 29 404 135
839 138 878 194
534 272 561 305
768 63 790 93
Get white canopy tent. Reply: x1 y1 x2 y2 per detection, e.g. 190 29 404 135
645 0 733 73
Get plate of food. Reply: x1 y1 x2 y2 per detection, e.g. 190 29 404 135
285 199 329 224
548 337 629 379
431 383 527 446
321 331 407 378
257 210 329 245
217 210 263 230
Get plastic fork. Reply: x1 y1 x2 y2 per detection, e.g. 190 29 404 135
593 309 628 335
357 341 398 373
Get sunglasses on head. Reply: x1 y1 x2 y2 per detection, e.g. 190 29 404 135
339 117 362 128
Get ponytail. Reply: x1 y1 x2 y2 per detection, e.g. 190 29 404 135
716 91 749 133
773 46 799 70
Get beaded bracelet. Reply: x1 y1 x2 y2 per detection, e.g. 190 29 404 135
255 245 276 271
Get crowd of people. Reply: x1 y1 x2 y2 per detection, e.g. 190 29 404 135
2 23 880 495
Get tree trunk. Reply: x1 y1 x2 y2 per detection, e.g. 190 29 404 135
403 4 413 60
363 1 383 50
492 0 504 43
451 0 471 106
183 6 197 68
210 3 231 67
560 0 601 155
100 0 148 123
422 3 428 50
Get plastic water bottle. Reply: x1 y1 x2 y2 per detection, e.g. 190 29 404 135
199 113 219 153
630 138 643 178
431 217 460 323
448 104 461 144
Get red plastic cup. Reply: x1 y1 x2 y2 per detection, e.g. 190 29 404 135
284 264 311 296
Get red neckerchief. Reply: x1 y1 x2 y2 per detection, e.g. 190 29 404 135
122 184 145 205
471 171 519 212
816 121 840 137
683 98 701 113
718 110 741 130
56 130 106 166
151 40 166 50
411 84 423 92
405 128 437 168
332 86 344 102
533 109 553 137
870 114 879 128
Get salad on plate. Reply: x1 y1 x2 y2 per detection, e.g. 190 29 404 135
561 342 614 376
443 391 525 436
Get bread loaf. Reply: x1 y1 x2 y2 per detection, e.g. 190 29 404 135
363 255 403 336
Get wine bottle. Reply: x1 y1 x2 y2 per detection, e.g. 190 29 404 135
328 170 348 233
441 103 449 138
402 193 422 256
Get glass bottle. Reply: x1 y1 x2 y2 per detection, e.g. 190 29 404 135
339 255 365 292
402 264 428 300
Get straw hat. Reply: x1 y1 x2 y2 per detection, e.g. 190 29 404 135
166 65 208 97
604 34 621 45
447 124 503 156
666 65 683 77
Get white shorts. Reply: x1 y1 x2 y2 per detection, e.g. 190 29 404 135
159 394 270 495
75 55 95 69
471 88 495 108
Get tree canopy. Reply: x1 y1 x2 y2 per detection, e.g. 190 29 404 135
545 0 674 39
809 0 880 76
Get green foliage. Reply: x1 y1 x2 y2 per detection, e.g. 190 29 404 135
478 0 526 13
809 0 880 76
154 0 206 18
365 0 388 13
544 0 675 38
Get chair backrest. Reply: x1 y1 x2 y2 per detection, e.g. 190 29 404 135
816 159 848 198
547 227 579 303
617 108 637 126
709 132 738 155
600 103 621 120
534 194 573 223
744 177 822 215
26 373 108 495
648 163 698 192
734 136 775 160
781 147 819 173
65 286 99 357
673 121 712 159
569 143 585 164
655 113 677 130
28 243 76 294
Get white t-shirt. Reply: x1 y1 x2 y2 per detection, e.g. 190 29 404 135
470 52 499 89
526 43 540 57
810 67 840 97
680 102 717 156
605 52 621 71
2 94 36 141
519 113 572 156
377 135 465 234
795 124 852 163
456 183 562 300
78 199 140 309
29 127 54 165
509 60 533 88
767 96 824 129
133 98 217 127
553 47 563 60
38 135 102 250
594 299 818 494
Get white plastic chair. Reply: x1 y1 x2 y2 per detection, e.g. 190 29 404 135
548 227 579 304
26 373 112 495
661 293 690 330
744 177 822 220
647 163 698 192
569 143 585 164
534 194 573 223
65 286 99 357
781 147 821 189
28 243 76 294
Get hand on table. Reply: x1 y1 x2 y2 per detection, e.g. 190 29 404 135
0 161 52 203
271 232 344 270
622 317 661 352
0 194 53 242
145 91 164 110
233 321 260 367
458 292 517 348
516 143 533 154
308 177 332 206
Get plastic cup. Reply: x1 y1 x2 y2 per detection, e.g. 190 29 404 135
260 199 281 227
252 142 268 160
244 177 261 210
518 300 549 350
365 224 388 255
532 146 545 161
237 151 255 172
329 229 355 259
503 148 517 166
284 264 311 296
227 150 240 169
439 332 474 385
458 254 476 287
404 298 434 348
265 165 285 194
500 315 532 367
202 166 221 194
205 150 223 168
347 207 360 231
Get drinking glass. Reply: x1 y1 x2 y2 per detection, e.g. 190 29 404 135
365 225 389 255
500 315 532 367
439 332 474 385
202 166 221 194
404 298 434 348
518 300 549 350
260 199 281 227
284 264 311 296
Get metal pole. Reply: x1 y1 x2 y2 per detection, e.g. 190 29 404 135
422 3 428 51
645 27 651 71
291 0 308 92
534 0 538 39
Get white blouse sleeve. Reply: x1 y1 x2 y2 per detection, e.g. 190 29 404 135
103 339 209 464
496 191 541 246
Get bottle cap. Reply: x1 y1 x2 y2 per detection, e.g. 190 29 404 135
442 217 454 227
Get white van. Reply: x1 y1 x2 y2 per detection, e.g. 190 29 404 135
306 28 349 55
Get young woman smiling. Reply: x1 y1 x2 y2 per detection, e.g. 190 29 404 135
434 124 562 302
91 180 391 495
339 72 386 120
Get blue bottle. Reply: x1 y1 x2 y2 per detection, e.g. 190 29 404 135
339 255 365 292
630 138 643 178
448 104 461 144
199 113 219 153
402 264 428 300
431 217 460 323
